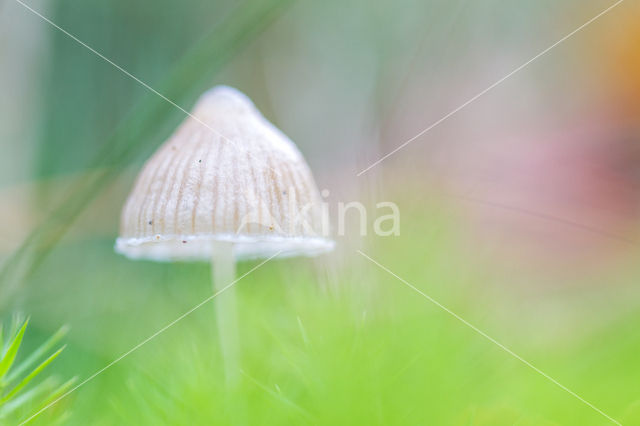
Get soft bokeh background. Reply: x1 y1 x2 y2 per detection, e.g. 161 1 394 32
1 0 640 424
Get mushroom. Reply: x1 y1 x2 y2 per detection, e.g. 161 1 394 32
115 86 334 384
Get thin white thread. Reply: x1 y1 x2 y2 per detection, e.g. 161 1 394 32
357 0 625 176
357 249 621 425
12 0 282 177
19 251 282 425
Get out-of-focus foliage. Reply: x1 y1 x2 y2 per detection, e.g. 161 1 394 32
0 316 73 425
7 198 638 425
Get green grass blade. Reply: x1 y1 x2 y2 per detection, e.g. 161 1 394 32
0 319 29 379
43 376 77 407
27 377 78 421
8 377 77 424
240 369 315 422
5 326 69 383
0 377 55 417
1 345 66 404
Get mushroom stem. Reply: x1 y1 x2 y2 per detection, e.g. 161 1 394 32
211 240 239 387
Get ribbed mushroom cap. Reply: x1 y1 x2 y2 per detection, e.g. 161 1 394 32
115 86 334 261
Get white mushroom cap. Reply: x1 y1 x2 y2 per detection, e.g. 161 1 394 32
115 86 334 262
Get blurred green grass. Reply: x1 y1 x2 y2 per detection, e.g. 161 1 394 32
8 198 639 425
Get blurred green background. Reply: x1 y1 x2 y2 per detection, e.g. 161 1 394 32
1 0 640 424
